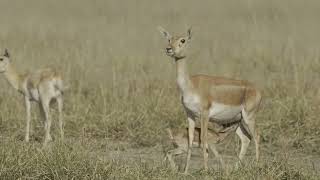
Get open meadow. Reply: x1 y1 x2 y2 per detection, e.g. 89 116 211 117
0 0 319 179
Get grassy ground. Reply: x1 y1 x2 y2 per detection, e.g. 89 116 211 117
0 0 319 179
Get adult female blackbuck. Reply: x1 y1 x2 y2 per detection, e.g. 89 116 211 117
158 27 262 173
0 49 65 146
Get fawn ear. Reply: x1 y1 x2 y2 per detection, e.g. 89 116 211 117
187 27 192 40
158 26 171 40
4 49 10 58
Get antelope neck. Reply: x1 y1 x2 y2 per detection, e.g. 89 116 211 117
175 57 192 94
4 64 21 91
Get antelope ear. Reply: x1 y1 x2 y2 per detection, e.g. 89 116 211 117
187 27 192 40
158 26 171 40
4 49 10 58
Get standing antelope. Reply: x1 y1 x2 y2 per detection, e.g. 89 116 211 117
158 27 262 173
0 49 65 146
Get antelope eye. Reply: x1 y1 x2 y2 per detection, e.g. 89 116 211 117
0 58 3 61
180 39 185 43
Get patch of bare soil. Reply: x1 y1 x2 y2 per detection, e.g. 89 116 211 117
88 140 320 173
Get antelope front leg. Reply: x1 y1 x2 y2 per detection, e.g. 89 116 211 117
24 97 31 142
184 117 195 174
41 98 52 146
57 96 64 141
200 110 209 171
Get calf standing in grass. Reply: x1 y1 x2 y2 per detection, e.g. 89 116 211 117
0 49 65 146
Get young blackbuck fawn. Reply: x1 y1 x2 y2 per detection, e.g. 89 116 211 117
158 27 262 173
0 49 65 146
165 122 238 170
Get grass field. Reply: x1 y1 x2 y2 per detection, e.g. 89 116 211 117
0 0 319 179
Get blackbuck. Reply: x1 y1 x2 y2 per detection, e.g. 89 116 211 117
0 49 66 146
158 27 262 173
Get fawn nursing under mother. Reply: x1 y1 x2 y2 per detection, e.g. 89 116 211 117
0 49 65 146
158 27 262 173
165 121 238 170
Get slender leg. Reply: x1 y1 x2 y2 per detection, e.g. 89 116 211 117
24 96 31 142
57 96 64 140
254 129 260 161
41 97 52 146
209 144 225 169
166 148 186 170
236 127 250 162
200 113 204 149
242 109 260 161
200 110 209 171
184 117 195 174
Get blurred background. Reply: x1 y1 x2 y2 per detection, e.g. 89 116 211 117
0 0 319 178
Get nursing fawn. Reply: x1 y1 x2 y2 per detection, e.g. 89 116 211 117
165 122 238 170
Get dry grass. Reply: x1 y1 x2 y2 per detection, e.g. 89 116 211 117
0 0 319 179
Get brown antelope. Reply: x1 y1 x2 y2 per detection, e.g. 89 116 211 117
158 27 262 173
165 122 238 170
0 49 65 146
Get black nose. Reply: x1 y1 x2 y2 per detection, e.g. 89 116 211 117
166 47 172 51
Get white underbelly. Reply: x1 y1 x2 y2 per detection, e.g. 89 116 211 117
182 94 243 123
209 103 242 121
